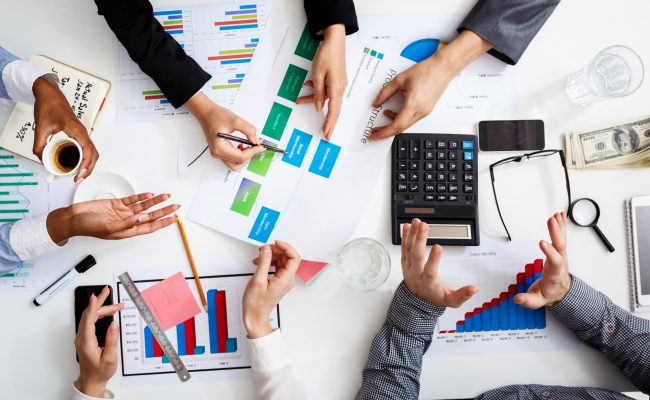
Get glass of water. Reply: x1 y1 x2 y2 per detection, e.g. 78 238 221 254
336 238 391 291
566 45 644 106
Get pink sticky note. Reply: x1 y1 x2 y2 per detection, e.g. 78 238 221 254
141 272 201 331
297 260 328 285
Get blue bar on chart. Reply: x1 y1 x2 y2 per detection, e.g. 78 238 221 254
152 10 182 16
207 289 239 354
443 259 547 335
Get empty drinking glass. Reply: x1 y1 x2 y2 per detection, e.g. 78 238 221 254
566 45 644 106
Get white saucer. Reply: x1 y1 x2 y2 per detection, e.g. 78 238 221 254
74 172 136 203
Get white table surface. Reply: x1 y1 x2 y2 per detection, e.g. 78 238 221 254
1 0 649 399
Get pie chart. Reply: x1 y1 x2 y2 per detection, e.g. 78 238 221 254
400 38 445 62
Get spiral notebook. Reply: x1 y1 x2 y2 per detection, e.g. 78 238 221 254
0 55 110 162
625 197 650 313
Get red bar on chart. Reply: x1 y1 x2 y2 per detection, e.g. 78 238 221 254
144 95 166 100
207 54 254 61
534 259 543 273
439 330 447 334
508 284 517 294
516 272 525 285
448 330 456 333
153 335 164 357
500 292 509 301
525 263 534 277
185 318 196 355
214 19 258 26
216 290 229 353
164 25 183 30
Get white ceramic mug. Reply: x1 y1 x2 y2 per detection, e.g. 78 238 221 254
42 132 83 182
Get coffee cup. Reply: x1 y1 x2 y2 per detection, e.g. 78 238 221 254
42 132 83 182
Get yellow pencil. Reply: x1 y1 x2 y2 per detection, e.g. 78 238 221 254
176 215 208 312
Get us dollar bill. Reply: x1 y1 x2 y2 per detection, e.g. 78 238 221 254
565 117 650 169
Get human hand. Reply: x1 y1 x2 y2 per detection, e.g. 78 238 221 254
74 287 124 397
514 212 572 308
243 241 300 339
369 30 491 140
401 218 478 307
46 193 180 243
185 92 264 170
297 24 347 139
32 76 99 183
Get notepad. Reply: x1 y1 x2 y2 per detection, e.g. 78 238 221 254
141 272 201 331
0 55 110 162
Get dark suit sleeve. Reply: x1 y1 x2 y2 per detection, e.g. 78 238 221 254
94 0 210 108
304 0 358 41
458 0 560 65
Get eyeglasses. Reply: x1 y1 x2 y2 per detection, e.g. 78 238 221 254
489 149 572 241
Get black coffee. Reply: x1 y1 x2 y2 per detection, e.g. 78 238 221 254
54 143 81 172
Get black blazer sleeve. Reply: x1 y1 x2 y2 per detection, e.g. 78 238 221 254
304 0 358 40
94 0 210 108
458 0 560 65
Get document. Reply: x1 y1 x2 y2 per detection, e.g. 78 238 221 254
427 238 579 357
357 13 520 127
114 1 270 123
188 9 407 263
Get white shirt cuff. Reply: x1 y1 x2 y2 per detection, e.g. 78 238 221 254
247 329 291 374
71 383 114 400
9 214 61 261
2 59 55 104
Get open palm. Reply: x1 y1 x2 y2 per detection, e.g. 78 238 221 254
68 193 179 240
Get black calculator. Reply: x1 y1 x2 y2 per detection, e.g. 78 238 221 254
391 133 479 246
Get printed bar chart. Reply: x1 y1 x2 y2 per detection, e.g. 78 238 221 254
208 38 258 65
0 149 38 223
142 89 170 105
215 4 259 30
154 9 185 35
445 259 546 333
207 289 238 354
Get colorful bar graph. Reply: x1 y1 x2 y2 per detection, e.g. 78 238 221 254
448 259 546 334
144 326 164 358
207 289 238 354
176 317 197 356
142 89 169 105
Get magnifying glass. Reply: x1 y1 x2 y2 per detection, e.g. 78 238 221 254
568 198 615 252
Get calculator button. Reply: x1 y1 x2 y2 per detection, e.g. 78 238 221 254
437 162 446 171
397 161 407 170
425 162 435 171
425 173 435 181
397 172 407 181
425 194 435 201
463 184 474 193
409 183 419 192
436 195 447 201
425 150 435 160
448 183 459 193
425 140 435 149
436 172 446 181
463 151 474 161
410 161 419 170
448 162 458 170
436 140 447 149
397 140 408 159
436 151 446 160
424 183 435 192
462 140 474 150
449 140 459 149
448 151 458 160
410 172 419 181
437 184 447 193
397 183 407 192
463 162 473 171
449 195 459 201
463 173 474 182
409 140 421 159
449 172 458 182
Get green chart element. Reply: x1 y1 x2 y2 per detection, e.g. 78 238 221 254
230 178 262 217
294 24 319 61
262 102 292 141
248 143 277 177
277 64 308 102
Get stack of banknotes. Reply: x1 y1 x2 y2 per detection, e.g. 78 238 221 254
565 116 650 169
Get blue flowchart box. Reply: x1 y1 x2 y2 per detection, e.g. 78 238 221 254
282 128 313 168
248 206 280 243
308 139 341 178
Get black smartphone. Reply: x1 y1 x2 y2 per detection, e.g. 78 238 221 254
74 285 114 357
478 120 545 151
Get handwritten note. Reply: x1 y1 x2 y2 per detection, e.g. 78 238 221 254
141 272 201 331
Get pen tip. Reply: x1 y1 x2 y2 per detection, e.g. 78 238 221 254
203 304 209 312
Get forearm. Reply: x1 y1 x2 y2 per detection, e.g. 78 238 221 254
550 276 650 392
356 282 444 400
304 0 358 40
0 46 55 103
430 30 491 77
94 0 210 107
459 0 560 65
